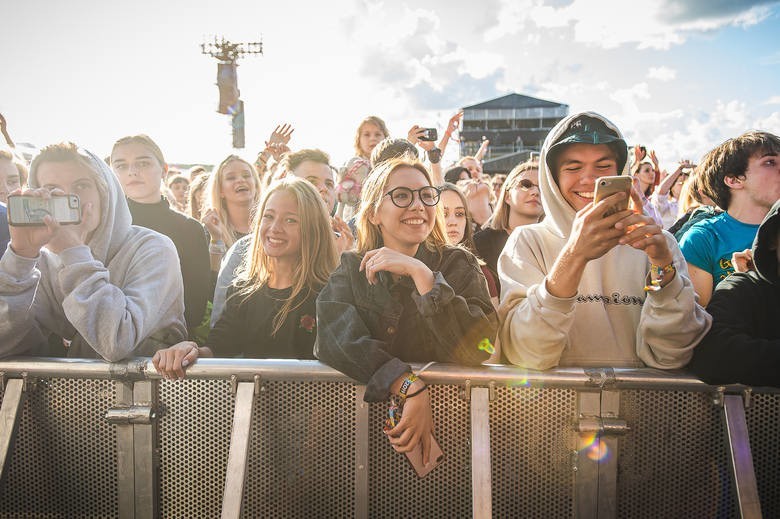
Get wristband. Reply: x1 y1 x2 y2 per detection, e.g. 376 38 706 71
427 147 442 164
644 262 676 292
209 240 227 255
398 373 419 399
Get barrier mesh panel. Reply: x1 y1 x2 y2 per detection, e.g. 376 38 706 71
490 385 576 518
368 384 471 518
745 392 780 518
0 378 118 518
158 378 234 518
242 380 355 518
617 390 737 519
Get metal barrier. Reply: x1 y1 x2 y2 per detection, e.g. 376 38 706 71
0 358 777 518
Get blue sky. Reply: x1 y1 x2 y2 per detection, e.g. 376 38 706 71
1 0 778 171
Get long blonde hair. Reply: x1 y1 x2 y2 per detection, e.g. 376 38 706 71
204 155 261 247
487 159 539 232
236 178 338 335
355 158 447 255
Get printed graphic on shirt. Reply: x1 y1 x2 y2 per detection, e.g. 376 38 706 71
576 292 645 306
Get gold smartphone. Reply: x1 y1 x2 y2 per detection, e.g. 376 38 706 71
593 176 632 216
405 433 445 478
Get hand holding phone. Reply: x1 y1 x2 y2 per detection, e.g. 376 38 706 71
385 388 444 477
593 176 632 217
8 194 81 226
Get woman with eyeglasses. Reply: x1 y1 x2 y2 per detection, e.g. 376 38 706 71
474 159 544 292
316 158 497 467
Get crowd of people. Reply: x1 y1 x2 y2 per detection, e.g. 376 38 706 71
0 109 778 465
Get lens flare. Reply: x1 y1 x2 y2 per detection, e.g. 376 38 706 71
477 337 494 354
579 432 611 462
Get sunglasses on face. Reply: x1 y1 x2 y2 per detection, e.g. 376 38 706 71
383 186 441 208
515 179 539 191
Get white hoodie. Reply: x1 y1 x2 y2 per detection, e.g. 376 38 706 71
497 112 711 370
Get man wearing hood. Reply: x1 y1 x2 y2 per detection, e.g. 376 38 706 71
688 200 780 386
0 142 186 361
498 112 711 370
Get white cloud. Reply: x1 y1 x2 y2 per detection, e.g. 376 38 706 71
484 0 774 49
765 96 780 105
647 66 677 81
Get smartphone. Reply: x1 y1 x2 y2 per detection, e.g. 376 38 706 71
7 194 81 226
419 128 438 142
593 176 631 217
404 433 445 478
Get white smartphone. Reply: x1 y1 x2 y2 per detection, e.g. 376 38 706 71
593 176 632 217
7 194 81 226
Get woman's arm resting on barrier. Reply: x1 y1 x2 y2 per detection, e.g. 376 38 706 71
152 341 214 380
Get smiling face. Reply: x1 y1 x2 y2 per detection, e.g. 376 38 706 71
259 190 301 263
461 157 482 179
36 160 102 239
369 166 437 256
111 142 166 203
635 162 655 189
358 122 385 158
554 143 619 211
220 159 257 206
441 189 467 245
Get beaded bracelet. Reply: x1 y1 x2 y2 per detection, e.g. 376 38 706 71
644 262 676 292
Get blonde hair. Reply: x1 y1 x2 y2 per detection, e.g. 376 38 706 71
487 159 539 232
111 134 166 167
236 178 338 335
355 158 447 255
204 155 261 247
353 116 389 158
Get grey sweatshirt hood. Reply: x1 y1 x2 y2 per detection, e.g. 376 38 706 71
752 199 780 285
538 111 630 239
29 147 132 264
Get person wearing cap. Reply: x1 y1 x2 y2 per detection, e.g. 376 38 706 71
497 112 710 370
687 200 780 387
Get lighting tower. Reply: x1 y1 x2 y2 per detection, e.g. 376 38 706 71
201 36 263 148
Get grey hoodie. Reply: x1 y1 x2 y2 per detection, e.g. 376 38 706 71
497 111 711 369
0 148 185 361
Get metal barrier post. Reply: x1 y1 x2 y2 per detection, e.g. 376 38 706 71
0 378 26 484
354 385 369 519
597 390 620 518
221 380 257 519
470 386 492 519
115 381 136 519
574 390 601 518
133 380 159 518
723 394 763 519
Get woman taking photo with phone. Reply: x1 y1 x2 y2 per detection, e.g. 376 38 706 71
0 142 185 360
153 178 339 377
315 158 496 465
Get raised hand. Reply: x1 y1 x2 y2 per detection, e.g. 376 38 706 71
331 216 354 254
265 123 294 147
359 246 434 294
406 125 436 151
200 208 223 241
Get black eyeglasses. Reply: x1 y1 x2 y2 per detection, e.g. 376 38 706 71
515 179 539 191
383 186 441 208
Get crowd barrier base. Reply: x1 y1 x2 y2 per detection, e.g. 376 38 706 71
0 358 777 518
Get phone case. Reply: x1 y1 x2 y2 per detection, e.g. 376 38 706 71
404 433 445 478
593 176 631 216
8 195 81 226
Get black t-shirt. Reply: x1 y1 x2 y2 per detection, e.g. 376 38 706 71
208 283 320 359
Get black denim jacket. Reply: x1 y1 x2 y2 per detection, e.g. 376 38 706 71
315 244 497 402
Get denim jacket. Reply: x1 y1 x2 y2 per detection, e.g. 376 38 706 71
315 244 497 402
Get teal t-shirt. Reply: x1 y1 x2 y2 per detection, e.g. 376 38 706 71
679 212 759 286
